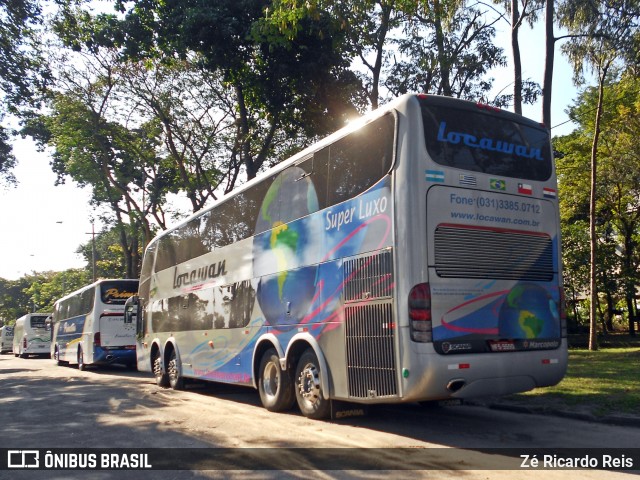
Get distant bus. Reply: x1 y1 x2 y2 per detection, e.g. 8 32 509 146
51 279 139 370
13 313 51 358
1 325 14 353
128 93 567 419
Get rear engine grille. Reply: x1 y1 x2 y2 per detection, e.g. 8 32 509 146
343 249 393 303
345 301 398 399
434 225 554 281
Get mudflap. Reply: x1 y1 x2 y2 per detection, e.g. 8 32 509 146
330 400 369 420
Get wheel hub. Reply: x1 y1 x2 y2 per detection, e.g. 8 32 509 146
263 361 279 397
299 364 321 403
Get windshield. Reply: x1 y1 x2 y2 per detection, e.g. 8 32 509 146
420 100 552 181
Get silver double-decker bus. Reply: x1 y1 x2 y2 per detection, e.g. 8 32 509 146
127 94 567 419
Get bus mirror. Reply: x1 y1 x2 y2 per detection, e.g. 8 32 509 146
124 295 139 324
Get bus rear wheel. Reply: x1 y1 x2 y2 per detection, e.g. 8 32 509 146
258 348 295 412
294 349 330 420
77 347 86 371
153 350 169 388
167 350 184 390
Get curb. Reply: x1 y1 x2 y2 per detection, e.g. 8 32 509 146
483 402 640 428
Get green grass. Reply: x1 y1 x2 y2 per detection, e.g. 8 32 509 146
504 338 640 417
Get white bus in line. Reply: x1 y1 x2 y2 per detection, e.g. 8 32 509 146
1 325 14 353
13 313 51 358
127 93 567 419
51 279 139 370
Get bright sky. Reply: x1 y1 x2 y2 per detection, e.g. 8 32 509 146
0 20 580 281
0 139 94 279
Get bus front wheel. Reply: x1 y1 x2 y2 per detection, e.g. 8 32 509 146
153 350 169 388
294 349 330 420
258 348 295 412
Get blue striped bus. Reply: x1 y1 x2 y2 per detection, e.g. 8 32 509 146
52 280 138 370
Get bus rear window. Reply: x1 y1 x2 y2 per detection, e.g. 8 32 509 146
100 281 138 305
420 103 552 181
30 316 49 329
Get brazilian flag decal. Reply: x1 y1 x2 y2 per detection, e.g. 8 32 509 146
490 179 506 191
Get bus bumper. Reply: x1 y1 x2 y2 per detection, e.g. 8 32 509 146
93 347 136 366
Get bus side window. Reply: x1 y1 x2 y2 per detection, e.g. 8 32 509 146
213 281 255 330
80 289 94 315
151 299 168 333
327 113 394 207
173 221 207 266
186 291 211 331
156 236 178 273
311 149 329 210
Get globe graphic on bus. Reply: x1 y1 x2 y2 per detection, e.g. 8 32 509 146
253 167 320 330
498 283 559 339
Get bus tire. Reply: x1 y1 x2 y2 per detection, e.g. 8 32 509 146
77 347 86 371
54 346 67 366
168 349 184 390
258 348 295 412
153 350 169 388
294 349 330 420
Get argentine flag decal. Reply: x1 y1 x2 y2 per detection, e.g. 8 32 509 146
426 170 445 183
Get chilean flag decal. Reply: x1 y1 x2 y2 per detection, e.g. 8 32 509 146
518 183 533 195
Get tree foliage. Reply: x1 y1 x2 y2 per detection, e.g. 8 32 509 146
0 269 90 323
387 4 507 104
558 0 640 347
0 0 50 187
1 0 639 345
555 72 640 337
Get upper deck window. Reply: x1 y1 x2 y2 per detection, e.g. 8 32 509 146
420 101 552 181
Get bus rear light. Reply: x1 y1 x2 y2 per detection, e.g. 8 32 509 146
23 338 27 348
409 283 432 343
475 102 501 113
94 332 101 347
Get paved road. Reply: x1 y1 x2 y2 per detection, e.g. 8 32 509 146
0 354 638 479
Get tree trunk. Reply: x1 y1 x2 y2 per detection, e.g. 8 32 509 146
588 70 608 351
433 0 452 96
604 286 614 333
511 0 523 115
368 5 392 109
626 292 636 336
623 227 637 336
542 0 555 127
